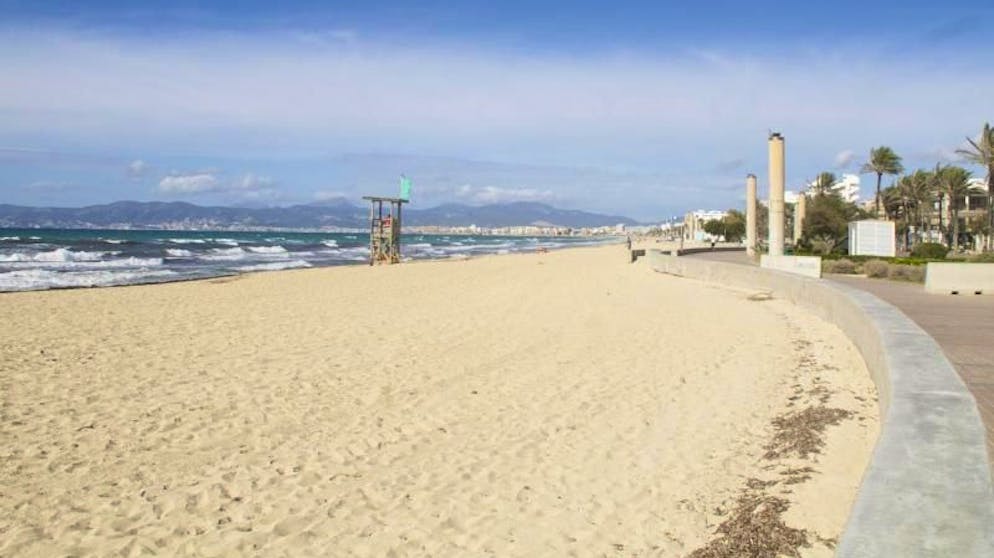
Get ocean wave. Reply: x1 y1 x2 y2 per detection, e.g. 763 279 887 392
100 238 127 244
0 248 120 263
322 240 339 248
166 238 207 244
247 245 288 254
236 260 312 272
212 238 240 246
0 236 20 241
407 243 433 249
0 268 177 292
2 257 165 269
164 248 194 258
198 247 247 261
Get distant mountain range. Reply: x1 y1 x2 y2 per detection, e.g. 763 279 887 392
0 200 639 230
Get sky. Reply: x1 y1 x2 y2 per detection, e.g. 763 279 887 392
1 0 993 221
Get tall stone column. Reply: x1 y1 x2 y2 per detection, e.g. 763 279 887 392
768 132 785 256
746 174 757 256
794 193 806 243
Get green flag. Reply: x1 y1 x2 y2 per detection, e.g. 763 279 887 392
400 175 412 201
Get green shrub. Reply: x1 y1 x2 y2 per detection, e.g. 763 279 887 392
863 260 889 278
910 242 948 259
887 264 925 283
823 259 857 274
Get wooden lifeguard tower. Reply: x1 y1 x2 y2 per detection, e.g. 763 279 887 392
362 196 408 265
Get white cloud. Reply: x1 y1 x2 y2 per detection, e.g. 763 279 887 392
2 27 993 217
455 184 555 204
238 173 273 190
126 159 148 179
833 149 856 169
313 190 348 201
157 171 279 198
158 172 219 193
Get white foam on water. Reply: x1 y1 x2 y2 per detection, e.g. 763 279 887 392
344 235 357 239
247 245 288 254
212 238 240 246
101 238 126 244
0 248 120 263
236 260 312 272
0 268 177 291
408 243 433 248
0 236 20 241
322 240 339 248
199 247 247 261
4 257 165 269
166 238 207 244
164 248 194 258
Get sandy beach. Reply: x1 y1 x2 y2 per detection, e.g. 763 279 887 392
0 244 878 557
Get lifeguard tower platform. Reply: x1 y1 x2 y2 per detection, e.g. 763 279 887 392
362 196 407 265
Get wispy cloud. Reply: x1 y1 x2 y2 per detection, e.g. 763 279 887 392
127 159 148 179
1 26 993 216
833 149 856 169
455 184 556 204
158 171 219 194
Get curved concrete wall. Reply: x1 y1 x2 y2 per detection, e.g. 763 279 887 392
645 249 994 557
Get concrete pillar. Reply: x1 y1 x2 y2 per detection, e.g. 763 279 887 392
794 193 806 243
746 174 757 256
768 132 786 256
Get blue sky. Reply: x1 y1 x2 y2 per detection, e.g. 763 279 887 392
1 1 992 220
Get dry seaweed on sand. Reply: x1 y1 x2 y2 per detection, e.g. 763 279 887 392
686 492 810 558
779 466 817 485
764 406 853 460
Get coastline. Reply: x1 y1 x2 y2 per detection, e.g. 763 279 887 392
0 244 877 556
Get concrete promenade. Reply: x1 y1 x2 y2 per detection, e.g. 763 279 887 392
658 250 994 554
688 249 994 464
830 275 994 464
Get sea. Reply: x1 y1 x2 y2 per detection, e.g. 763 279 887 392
0 229 616 292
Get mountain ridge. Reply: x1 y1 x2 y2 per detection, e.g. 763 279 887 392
0 200 640 229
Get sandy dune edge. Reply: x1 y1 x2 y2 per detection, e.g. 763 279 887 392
0 245 877 556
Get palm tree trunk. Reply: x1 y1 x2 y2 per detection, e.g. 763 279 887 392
987 172 993 252
938 195 945 246
875 173 883 217
950 207 959 254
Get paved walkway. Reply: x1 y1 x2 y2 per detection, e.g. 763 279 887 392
828 276 994 462
682 251 994 461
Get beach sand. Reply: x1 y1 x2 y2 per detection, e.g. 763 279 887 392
0 245 878 557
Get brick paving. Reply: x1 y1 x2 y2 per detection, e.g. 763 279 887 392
826 275 994 464
681 251 994 464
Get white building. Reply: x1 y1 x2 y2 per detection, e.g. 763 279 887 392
683 210 728 241
806 173 860 203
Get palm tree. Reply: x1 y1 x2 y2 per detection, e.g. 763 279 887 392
861 146 905 217
811 172 837 196
936 165 982 250
956 123 994 251
904 169 936 245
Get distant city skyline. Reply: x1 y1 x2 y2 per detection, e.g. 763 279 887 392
1 0 993 220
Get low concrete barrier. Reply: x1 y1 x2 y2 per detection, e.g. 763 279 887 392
926 262 994 295
646 249 994 557
760 254 822 278
673 246 746 257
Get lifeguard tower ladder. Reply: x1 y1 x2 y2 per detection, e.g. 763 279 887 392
362 196 407 265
